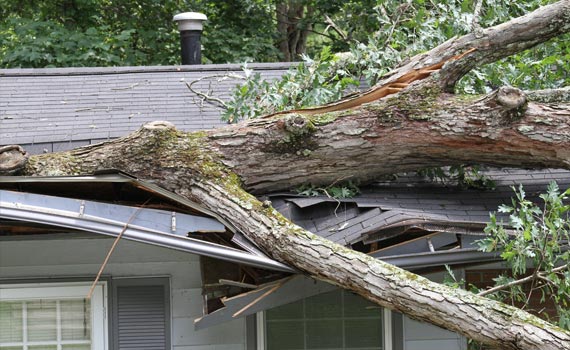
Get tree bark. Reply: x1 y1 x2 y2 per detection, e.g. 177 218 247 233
12 119 570 350
207 84 570 193
275 0 312 61
3 2 570 349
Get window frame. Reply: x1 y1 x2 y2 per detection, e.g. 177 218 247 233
257 290 395 350
0 281 108 350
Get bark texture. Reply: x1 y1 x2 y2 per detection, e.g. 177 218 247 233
4 2 570 349
17 122 570 350
209 84 570 193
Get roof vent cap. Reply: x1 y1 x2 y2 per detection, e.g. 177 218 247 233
173 12 207 65
173 12 207 31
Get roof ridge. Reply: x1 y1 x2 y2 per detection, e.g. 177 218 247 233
0 62 297 77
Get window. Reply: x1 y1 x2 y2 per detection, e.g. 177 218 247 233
0 282 107 350
264 290 385 350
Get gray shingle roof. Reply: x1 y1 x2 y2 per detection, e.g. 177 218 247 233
0 63 293 154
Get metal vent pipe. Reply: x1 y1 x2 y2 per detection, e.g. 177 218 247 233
173 12 207 65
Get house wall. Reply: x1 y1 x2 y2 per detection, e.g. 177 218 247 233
465 264 558 320
0 236 247 350
401 270 467 350
0 237 472 350
402 317 466 350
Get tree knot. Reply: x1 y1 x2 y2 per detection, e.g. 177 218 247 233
142 121 177 131
496 87 527 111
0 145 28 175
282 114 315 136
484 86 528 124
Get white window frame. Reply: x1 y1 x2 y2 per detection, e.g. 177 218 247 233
0 281 108 350
257 304 393 350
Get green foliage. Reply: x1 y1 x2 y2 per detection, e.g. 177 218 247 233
457 1 570 93
221 0 568 121
0 17 140 67
295 181 360 199
200 1 280 63
478 182 570 328
1 0 568 88
442 265 466 289
417 165 496 190
0 0 279 67
0 0 180 67
222 47 359 122
353 0 568 93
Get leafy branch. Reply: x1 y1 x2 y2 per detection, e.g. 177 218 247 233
417 165 496 190
477 182 570 329
295 180 360 199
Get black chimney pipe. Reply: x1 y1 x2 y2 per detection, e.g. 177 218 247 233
173 12 207 65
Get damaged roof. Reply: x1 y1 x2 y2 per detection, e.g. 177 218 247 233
0 172 293 273
2 62 570 329
269 168 570 262
3 63 570 268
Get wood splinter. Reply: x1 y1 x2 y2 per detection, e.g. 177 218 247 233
266 47 477 117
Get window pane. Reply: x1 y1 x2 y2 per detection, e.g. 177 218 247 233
266 300 303 321
61 299 91 341
306 320 343 349
0 347 23 350
305 290 342 319
343 292 381 318
345 318 383 349
62 345 90 350
27 301 57 342
266 321 304 350
265 290 385 350
0 302 23 343
28 346 57 350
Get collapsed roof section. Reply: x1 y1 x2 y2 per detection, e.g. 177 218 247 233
268 168 570 269
2 168 569 330
195 168 570 331
0 171 294 313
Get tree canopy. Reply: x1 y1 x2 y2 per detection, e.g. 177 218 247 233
1 0 568 74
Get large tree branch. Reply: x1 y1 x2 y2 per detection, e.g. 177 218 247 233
207 84 570 192
17 122 570 350
265 1 570 119
393 0 570 91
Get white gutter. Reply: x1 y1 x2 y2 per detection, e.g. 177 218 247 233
0 190 294 273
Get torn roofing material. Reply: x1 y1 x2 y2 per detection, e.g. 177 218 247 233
194 243 503 330
192 168 570 330
269 168 570 248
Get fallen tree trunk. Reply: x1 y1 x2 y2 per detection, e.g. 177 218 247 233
9 120 569 350
209 83 570 193
2 1 570 349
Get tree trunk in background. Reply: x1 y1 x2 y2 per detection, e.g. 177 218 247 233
276 1 312 61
